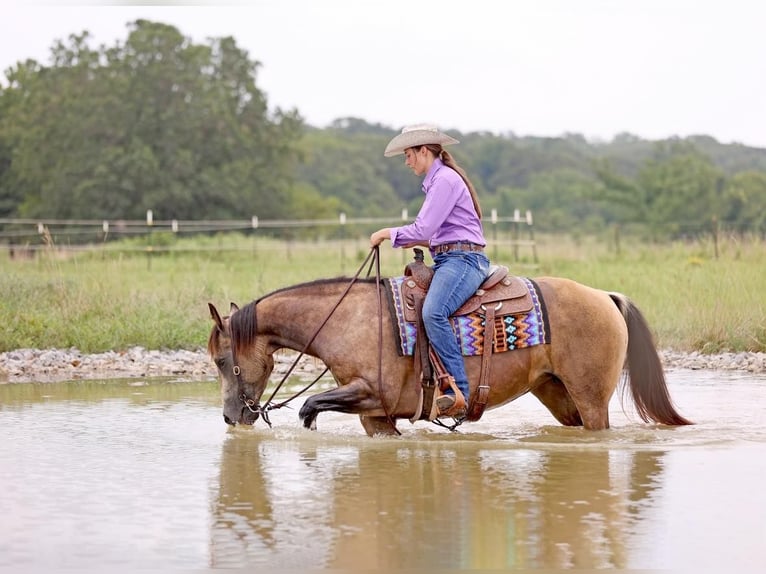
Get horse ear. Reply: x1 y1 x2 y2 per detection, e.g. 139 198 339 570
230 302 239 313
208 303 225 332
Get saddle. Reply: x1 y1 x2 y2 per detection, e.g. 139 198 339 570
403 249 533 422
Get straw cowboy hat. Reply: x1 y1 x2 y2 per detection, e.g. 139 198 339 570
383 124 460 157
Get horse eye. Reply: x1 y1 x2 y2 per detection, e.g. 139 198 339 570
215 358 226 368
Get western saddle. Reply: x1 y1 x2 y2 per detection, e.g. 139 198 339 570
402 248 533 423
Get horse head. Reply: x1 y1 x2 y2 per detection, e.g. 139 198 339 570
208 301 274 426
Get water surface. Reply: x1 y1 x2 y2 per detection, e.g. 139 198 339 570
0 370 764 569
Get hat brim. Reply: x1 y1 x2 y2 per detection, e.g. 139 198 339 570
384 129 460 157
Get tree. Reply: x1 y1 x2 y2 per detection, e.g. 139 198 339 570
0 21 303 221
594 141 724 238
296 127 401 216
722 171 766 234
635 141 723 236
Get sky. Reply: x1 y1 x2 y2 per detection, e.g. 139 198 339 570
1 0 765 148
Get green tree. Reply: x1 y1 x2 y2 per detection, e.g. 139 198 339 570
592 157 643 224
722 171 766 233
635 141 724 236
296 125 400 216
595 141 724 238
0 71 25 217
1 21 303 221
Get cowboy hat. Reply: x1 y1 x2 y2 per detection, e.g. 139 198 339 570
383 124 460 157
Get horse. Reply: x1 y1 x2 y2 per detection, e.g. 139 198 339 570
207 271 692 436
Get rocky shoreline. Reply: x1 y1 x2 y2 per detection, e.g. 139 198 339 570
0 347 764 384
0 347 322 384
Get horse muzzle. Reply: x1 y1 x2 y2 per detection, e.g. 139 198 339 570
222 394 261 426
223 407 260 426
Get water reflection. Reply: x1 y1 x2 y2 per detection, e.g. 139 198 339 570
210 431 666 569
1 371 764 569
0 377 221 408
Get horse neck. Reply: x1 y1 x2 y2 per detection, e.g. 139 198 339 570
256 279 377 355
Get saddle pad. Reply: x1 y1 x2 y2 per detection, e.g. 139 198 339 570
384 276 551 357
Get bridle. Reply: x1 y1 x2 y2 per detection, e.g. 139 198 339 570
229 246 399 434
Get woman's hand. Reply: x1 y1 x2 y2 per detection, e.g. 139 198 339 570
370 228 391 247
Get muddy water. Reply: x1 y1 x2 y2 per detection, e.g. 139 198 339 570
0 370 764 569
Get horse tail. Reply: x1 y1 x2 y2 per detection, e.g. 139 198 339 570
609 293 693 426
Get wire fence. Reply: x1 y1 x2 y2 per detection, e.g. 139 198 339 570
3 210 762 266
0 210 539 264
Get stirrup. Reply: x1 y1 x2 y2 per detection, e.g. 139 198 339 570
436 390 466 418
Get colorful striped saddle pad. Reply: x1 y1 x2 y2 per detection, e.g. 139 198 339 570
384 276 551 357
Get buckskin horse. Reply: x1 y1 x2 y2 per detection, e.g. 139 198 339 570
207 254 692 436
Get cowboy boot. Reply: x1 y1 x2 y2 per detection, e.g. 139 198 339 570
436 376 467 418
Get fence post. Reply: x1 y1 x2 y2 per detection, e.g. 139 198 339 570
712 216 719 259
251 215 259 258
339 212 347 273
37 221 51 254
102 220 109 259
170 219 179 262
526 210 538 263
146 210 153 270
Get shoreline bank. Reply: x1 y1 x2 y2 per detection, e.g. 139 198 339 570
1 347 765 384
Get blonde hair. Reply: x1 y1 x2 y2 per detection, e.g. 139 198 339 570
421 144 482 219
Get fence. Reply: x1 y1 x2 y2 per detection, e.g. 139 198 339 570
0 210 539 266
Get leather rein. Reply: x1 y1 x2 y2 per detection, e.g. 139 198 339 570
230 246 400 434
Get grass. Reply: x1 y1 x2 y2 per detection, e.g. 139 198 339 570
534 235 766 353
1 233 764 354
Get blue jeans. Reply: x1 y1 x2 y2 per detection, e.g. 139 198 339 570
422 251 490 401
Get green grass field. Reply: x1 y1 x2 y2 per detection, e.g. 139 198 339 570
1 232 764 354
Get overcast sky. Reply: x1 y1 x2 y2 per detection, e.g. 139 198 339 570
2 0 765 148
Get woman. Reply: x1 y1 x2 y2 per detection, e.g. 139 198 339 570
370 124 489 418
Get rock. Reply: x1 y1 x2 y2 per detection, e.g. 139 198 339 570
0 347 764 384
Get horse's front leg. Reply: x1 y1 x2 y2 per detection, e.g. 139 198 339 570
298 378 382 430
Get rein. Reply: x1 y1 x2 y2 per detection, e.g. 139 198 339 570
233 246 399 434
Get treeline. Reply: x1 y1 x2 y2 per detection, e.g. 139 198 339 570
1 20 765 238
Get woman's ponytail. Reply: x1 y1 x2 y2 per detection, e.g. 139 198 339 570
427 146 482 219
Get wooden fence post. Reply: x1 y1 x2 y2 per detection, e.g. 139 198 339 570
251 215 258 258
712 216 719 259
146 210 153 270
527 210 538 264
339 212 347 273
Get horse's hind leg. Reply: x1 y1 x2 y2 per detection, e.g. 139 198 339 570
554 372 614 430
359 415 399 437
532 376 583 426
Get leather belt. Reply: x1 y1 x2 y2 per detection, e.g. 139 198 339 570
432 241 485 254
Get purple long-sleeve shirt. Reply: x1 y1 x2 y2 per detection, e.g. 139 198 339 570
390 158 485 251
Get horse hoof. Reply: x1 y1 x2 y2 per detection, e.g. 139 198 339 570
309 419 317 431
